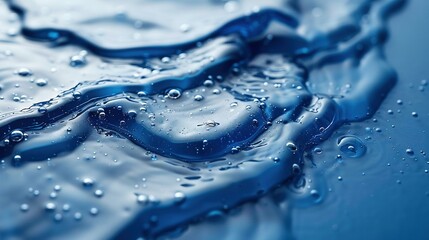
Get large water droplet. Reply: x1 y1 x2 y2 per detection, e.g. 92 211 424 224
166 89 181 99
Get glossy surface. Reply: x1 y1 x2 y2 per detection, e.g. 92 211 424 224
1 0 426 240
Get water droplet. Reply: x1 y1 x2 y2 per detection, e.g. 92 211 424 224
17 68 32 77
70 51 88 67
337 136 366 158
286 142 298 152
82 177 94 187
174 191 186 204
62 204 70 212
137 91 146 97
194 95 204 101
10 130 24 142
161 56 170 63
128 110 137 119
94 189 104 198
137 194 148 204
310 189 321 203
205 120 219 127
212 89 221 94
292 163 301 174
203 79 214 87
224 1 238 12
166 89 181 99
45 202 56 211
20 203 29 212
406 148 414 156
72 91 82 99
54 213 63 222
411 112 418 117
74 212 82 221
179 24 191 33
13 155 22 162
35 78 48 87
89 207 99 216
38 107 48 114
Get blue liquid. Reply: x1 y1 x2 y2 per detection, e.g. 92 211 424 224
0 0 407 239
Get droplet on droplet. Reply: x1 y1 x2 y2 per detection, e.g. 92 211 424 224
166 89 181 99
10 130 24 142
337 136 366 158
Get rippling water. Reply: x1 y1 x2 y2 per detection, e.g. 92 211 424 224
0 0 406 239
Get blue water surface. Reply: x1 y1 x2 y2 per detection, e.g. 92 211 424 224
1 0 427 240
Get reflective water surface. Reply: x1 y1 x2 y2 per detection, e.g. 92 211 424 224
2 1 427 240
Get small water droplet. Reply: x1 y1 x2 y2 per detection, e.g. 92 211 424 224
203 79 214 87
94 189 104 198
89 207 99 216
45 202 56 211
286 142 297 152
194 95 204 101
70 51 88 67
74 212 82 221
17 68 32 77
137 194 148 204
174 191 186 204
82 177 94 187
35 78 48 87
20 203 29 212
166 89 181 99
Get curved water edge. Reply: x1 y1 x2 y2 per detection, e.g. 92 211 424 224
0 0 404 239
